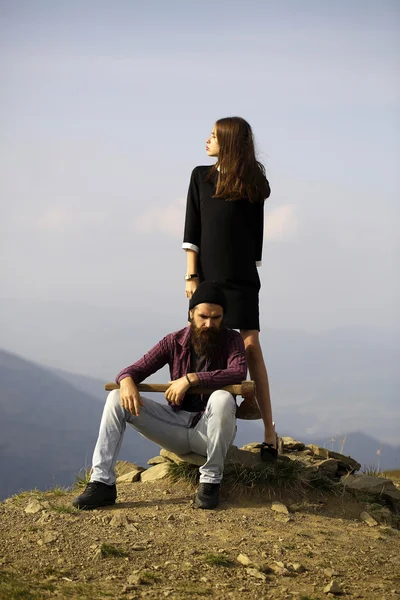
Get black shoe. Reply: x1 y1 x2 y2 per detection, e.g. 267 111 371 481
194 483 220 510
72 481 116 510
260 441 278 462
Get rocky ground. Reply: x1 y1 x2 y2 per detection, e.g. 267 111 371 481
1 443 399 600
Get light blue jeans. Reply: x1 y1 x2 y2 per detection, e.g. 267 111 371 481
91 389 237 485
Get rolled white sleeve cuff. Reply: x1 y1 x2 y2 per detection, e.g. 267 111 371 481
182 242 199 253
256 261 262 267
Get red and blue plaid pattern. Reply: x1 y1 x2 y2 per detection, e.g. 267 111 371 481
116 326 247 394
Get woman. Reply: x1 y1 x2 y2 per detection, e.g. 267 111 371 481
182 116 277 458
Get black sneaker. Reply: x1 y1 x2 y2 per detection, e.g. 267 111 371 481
194 483 220 510
72 481 116 510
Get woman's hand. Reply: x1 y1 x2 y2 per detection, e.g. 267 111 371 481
185 279 199 299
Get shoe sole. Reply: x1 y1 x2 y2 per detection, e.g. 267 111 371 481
194 497 218 510
72 499 116 511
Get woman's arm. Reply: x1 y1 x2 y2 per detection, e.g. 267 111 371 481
183 168 201 251
186 249 198 274
255 199 265 266
183 168 201 297
185 249 199 298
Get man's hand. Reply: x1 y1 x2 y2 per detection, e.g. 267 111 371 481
165 376 190 406
120 377 144 416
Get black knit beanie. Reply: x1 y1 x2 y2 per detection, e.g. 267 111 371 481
189 281 227 313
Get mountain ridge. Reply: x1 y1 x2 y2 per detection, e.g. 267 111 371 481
1 348 399 501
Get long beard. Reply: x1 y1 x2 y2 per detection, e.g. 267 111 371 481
190 322 222 358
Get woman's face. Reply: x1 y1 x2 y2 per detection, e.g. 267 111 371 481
206 126 220 157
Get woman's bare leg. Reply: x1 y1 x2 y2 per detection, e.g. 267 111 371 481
240 330 276 446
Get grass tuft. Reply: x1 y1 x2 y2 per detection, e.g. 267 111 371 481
10 488 46 503
361 463 383 477
100 543 128 558
168 456 339 499
380 526 400 537
168 461 200 486
0 570 55 599
223 459 335 498
74 467 92 489
0 569 116 599
174 582 211 596
306 474 337 492
141 570 160 583
48 503 79 515
383 469 400 483
203 552 232 567
48 485 69 497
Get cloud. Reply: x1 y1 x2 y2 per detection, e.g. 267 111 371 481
265 205 297 242
133 197 186 238
13 207 107 230
37 208 69 229
134 198 297 243
13 207 70 230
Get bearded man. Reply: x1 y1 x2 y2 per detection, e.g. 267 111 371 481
72 281 247 511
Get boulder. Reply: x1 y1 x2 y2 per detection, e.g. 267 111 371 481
140 463 170 482
115 461 144 477
306 445 360 472
240 442 262 454
147 456 170 465
306 444 330 459
341 474 396 495
160 448 205 466
116 467 145 484
281 437 305 451
382 488 400 509
225 445 262 468
317 458 339 477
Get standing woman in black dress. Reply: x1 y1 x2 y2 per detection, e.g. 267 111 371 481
182 116 277 457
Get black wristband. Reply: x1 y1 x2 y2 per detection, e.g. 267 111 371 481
186 374 191 386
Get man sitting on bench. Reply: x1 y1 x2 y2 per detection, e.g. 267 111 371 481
72 281 247 511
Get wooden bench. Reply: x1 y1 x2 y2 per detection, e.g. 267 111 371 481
104 380 261 420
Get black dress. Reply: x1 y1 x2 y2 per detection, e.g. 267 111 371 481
183 166 270 331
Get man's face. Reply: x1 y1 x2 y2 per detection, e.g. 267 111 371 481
190 303 223 330
189 303 224 357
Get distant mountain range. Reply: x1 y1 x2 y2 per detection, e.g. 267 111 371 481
0 348 399 500
1 297 399 447
0 350 159 501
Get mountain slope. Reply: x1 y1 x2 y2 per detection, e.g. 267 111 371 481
1 348 399 501
1 298 399 445
0 350 159 500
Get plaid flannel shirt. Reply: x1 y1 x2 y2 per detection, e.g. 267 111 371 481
116 326 247 412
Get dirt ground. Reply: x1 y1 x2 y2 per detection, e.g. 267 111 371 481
0 480 399 600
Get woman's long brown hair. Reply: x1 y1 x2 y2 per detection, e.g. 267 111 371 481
209 116 269 203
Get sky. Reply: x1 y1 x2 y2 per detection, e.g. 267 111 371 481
0 0 399 347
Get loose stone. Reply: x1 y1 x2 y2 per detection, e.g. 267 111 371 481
324 579 344 594
271 502 290 515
